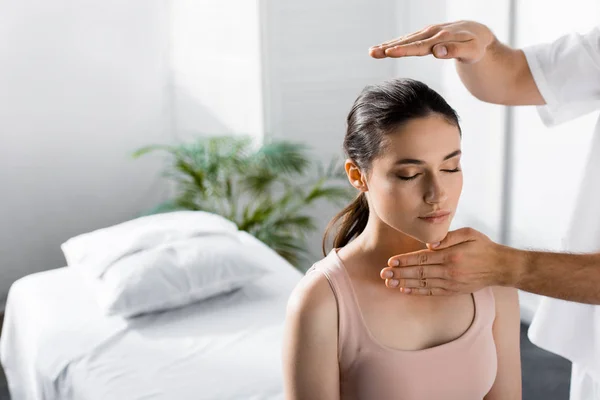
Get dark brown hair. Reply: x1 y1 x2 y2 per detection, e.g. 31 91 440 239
322 78 461 255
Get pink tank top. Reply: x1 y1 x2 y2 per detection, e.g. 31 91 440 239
307 250 498 400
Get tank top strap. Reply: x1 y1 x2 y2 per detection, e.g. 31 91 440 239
306 250 365 363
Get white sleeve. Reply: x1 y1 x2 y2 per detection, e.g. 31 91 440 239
522 26 600 127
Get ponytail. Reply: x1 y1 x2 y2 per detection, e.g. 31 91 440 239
322 193 369 255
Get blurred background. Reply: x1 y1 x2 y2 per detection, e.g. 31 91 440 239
1 0 598 398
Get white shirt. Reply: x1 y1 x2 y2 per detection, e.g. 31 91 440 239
523 26 600 381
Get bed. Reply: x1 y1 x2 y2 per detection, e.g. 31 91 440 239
0 232 303 400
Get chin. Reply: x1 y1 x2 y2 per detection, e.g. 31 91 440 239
412 227 449 244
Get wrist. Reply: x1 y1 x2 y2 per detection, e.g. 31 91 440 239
498 245 530 287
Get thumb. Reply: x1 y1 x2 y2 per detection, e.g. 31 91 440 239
432 42 476 62
432 43 450 58
427 227 479 250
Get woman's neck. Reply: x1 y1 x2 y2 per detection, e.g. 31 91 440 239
355 216 426 256
338 215 427 280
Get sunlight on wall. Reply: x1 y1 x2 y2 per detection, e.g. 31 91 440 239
170 0 264 141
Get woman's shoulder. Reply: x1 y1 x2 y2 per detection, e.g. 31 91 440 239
489 286 518 296
474 286 518 314
285 257 338 334
490 286 519 313
476 286 519 329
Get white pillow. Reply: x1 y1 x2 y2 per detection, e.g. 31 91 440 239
77 233 269 318
61 211 239 278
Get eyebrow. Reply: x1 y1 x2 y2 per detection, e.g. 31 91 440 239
394 150 462 165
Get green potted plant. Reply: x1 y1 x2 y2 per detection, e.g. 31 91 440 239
133 136 353 268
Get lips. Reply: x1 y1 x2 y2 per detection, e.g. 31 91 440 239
418 211 451 223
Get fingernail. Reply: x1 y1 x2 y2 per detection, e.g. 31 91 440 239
403 288 412 294
383 271 393 279
390 259 399 267
431 242 440 248
389 279 399 288
435 45 447 57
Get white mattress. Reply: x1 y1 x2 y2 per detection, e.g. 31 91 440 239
0 232 303 400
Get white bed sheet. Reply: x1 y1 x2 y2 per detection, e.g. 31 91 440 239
0 232 303 400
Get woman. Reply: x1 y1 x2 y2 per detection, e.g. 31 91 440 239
282 78 521 400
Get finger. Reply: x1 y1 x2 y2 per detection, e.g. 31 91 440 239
387 249 444 268
370 34 425 58
370 37 402 58
370 25 443 58
385 278 449 290
372 21 459 49
380 26 441 49
384 38 434 58
376 21 455 48
382 265 450 280
369 46 389 59
384 31 472 58
429 227 479 250
374 25 437 49
401 287 455 296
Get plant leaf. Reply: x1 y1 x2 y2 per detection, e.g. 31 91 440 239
253 141 310 175
135 134 350 267
304 184 353 205
131 144 176 159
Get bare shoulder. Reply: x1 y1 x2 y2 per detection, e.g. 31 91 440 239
490 286 520 317
286 269 338 331
491 286 519 303
283 268 341 399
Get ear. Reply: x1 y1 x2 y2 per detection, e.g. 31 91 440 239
345 159 368 192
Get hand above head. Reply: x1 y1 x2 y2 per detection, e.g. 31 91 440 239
369 20 496 64
380 227 520 296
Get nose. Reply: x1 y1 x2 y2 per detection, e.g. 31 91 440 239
424 174 448 205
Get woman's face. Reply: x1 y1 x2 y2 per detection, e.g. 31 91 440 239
353 114 463 244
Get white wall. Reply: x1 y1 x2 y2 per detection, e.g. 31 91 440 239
170 0 264 141
388 0 509 244
261 0 397 153
509 0 600 320
392 0 447 91
392 0 537 321
4 0 593 315
510 0 600 250
260 0 398 265
0 0 173 307
441 0 510 244
260 0 510 265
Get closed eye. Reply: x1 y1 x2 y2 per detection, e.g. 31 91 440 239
397 168 460 181
397 174 421 181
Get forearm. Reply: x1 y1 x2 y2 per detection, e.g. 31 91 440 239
508 248 600 304
456 38 544 106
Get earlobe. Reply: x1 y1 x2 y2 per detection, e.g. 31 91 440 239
353 178 368 192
